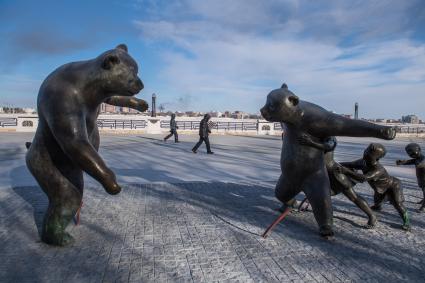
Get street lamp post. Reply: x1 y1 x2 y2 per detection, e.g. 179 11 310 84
151 93 157 117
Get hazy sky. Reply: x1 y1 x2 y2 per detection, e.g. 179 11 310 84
0 0 424 119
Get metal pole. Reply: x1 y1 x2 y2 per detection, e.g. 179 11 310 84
151 93 157 117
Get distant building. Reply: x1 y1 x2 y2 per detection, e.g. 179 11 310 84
402 115 419 124
223 111 231 118
0 107 3 113
185 111 203 117
120 107 139 114
340 114 353 119
249 114 261 119
209 111 223 118
23 108 36 114
231 111 249 119
103 103 117 113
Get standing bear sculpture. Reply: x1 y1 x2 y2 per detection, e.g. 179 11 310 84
26 44 147 246
260 84 395 237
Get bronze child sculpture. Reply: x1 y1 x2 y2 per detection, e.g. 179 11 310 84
26 44 147 246
297 134 377 228
260 84 395 237
396 143 425 212
339 143 410 230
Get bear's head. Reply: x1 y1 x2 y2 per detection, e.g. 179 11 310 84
98 44 144 96
260 84 301 125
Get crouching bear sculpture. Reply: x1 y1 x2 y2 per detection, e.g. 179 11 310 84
260 84 395 237
26 44 147 246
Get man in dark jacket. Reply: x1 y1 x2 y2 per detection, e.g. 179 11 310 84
192 114 214 154
164 113 179 142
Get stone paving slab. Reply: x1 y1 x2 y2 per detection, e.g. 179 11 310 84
1 181 424 282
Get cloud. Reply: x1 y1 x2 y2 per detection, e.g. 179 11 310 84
0 1 139 71
133 0 425 117
10 28 92 55
136 0 423 43
0 27 98 74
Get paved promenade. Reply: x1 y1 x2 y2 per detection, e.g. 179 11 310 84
0 133 424 282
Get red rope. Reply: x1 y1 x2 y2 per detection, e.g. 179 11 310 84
262 206 291 238
74 201 83 225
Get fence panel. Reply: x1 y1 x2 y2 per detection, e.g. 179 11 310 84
0 118 17 127
97 119 147 129
394 126 425 134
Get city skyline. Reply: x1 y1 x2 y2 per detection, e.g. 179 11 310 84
0 1 424 119
1 102 422 123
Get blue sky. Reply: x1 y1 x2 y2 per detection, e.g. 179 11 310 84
0 0 424 119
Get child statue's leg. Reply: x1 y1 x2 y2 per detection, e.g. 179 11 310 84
388 181 410 230
419 187 425 211
371 192 386 211
342 187 377 228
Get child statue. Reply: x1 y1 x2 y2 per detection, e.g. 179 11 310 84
396 143 425 212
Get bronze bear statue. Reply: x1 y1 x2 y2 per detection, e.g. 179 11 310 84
26 44 147 246
260 84 395 237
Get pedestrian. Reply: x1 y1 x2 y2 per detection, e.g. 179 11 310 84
192 114 214 154
164 113 179 143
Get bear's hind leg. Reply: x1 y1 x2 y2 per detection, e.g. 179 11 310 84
302 171 334 237
42 192 81 246
275 174 302 205
26 146 83 246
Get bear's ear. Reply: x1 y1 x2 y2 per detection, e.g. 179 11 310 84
288 94 299 106
281 83 288 89
116 44 128 53
102 54 120 70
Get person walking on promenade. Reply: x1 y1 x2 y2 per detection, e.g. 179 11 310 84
192 114 214 154
164 113 179 143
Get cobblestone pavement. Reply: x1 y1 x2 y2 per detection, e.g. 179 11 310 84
1 180 424 282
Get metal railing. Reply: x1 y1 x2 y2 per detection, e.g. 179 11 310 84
273 123 283 130
160 120 258 131
0 118 17 127
394 126 425 134
97 119 147 129
160 120 199 130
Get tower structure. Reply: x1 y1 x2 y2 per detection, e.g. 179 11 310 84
354 102 359 120
151 93 157 117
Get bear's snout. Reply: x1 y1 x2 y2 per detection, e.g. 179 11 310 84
136 77 144 91
260 107 271 120
129 77 144 94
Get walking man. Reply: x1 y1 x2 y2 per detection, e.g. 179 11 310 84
164 113 179 142
192 114 214 154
